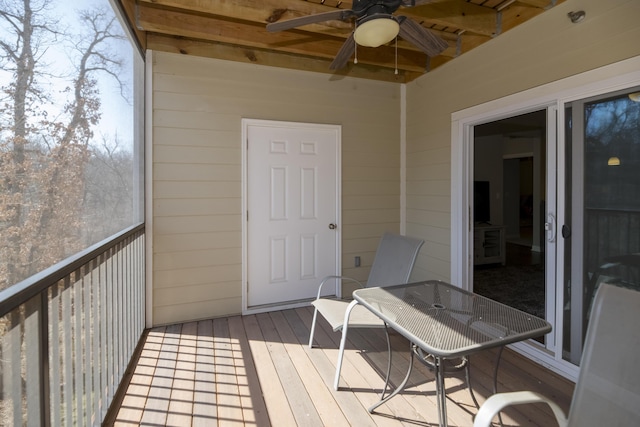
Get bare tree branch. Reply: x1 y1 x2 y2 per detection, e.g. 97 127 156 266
0 0 130 288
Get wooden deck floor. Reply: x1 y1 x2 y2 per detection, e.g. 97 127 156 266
106 305 574 426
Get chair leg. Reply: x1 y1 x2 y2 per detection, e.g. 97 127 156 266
309 307 319 348
333 321 349 390
333 300 359 390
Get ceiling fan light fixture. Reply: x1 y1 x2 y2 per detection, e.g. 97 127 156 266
354 16 400 48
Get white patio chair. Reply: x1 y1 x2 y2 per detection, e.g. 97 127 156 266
473 282 640 427
308 232 424 390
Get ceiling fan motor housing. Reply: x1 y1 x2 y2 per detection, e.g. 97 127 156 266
266 0 447 70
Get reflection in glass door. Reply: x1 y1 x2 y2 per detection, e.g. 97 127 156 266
563 87 640 364
460 76 640 378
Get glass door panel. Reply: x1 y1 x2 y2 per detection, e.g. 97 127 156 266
563 87 640 364
472 109 551 347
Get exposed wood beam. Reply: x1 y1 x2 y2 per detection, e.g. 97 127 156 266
516 0 559 8
139 0 496 42
404 0 498 36
117 0 147 50
500 2 551 32
137 0 353 34
136 2 432 73
147 33 411 83
138 0 348 20
116 0 566 83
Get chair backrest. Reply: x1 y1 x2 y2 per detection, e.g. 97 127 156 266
567 283 640 426
365 232 424 288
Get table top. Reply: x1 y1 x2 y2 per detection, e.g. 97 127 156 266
353 280 552 358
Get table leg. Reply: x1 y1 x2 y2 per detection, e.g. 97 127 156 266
380 324 392 400
435 356 448 427
368 340 414 413
493 346 505 426
464 356 480 408
493 346 504 394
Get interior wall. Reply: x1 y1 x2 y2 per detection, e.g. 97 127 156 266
474 136 504 226
405 0 640 281
503 158 521 238
150 52 401 325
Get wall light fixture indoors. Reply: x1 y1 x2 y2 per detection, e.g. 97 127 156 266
608 156 621 166
629 92 640 102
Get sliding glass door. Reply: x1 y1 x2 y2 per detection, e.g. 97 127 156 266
469 87 640 372
455 63 640 378
562 87 640 364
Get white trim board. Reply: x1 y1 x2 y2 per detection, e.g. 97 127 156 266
451 56 640 380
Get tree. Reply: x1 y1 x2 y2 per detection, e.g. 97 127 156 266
0 0 128 290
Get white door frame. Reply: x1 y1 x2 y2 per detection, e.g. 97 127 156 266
451 57 640 381
241 118 342 314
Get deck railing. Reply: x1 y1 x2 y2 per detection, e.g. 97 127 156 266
585 207 640 270
0 224 146 426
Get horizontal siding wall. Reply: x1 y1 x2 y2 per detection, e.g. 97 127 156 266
405 0 640 281
151 52 401 325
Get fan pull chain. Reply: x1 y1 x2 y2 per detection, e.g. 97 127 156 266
395 37 398 75
354 37 358 64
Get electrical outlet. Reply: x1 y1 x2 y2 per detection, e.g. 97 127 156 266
355 256 361 267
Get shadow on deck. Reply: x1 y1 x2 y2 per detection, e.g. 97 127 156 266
105 305 574 426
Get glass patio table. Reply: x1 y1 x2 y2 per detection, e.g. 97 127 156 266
352 280 552 427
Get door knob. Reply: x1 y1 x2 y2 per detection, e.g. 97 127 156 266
328 223 337 230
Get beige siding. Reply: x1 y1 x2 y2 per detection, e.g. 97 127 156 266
151 52 401 325
405 0 640 280
150 0 640 325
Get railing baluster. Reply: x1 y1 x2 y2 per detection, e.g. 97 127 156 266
10 310 22 424
73 269 84 425
91 258 100 425
116 241 123 385
82 264 92 426
62 276 73 426
50 283 62 427
99 250 108 422
25 295 42 425
107 245 115 404
0 225 145 425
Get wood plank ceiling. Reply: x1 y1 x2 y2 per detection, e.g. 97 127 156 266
120 0 565 83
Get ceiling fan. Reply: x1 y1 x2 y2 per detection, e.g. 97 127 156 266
266 0 448 70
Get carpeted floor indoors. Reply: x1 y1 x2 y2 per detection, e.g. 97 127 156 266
473 262 545 319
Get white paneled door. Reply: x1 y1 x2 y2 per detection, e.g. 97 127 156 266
245 120 340 308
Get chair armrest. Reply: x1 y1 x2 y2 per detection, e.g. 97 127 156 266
473 391 568 427
315 275 364 300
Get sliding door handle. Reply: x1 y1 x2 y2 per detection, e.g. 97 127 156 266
545 213 556 242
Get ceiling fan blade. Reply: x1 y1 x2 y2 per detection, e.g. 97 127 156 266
397 16 448 57
266 9 355 32
329 33 356 70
